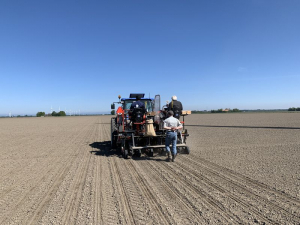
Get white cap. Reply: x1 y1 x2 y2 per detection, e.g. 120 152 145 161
172 95 177 100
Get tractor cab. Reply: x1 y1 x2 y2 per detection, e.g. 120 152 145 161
121 93 154 112
121 94 154 129
111 93 154 113
111 93 154 131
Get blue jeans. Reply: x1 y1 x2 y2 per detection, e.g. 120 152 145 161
165 132 177 155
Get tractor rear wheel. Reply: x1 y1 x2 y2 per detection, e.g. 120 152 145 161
111 117 117 149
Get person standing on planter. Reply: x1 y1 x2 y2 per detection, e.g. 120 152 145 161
168 95 183 120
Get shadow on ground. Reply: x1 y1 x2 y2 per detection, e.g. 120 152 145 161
89 141 167 161
89 141 118 157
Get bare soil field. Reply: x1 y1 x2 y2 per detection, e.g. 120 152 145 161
0 113 300 224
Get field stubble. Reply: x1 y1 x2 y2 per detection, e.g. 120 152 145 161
0 113 299 224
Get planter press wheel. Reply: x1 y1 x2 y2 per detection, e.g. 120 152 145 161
123 149 129 159
148 148 154 157
134 149 141 158
183 129 188 144
185 146 190 154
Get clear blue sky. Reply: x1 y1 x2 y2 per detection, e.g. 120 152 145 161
1 0 299 115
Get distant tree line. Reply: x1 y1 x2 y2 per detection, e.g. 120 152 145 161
211 108 240 113
36 112 45 117
191 110 207 114
191 108 240 114
288 107 300 111
52 111 66 116
36 111 66 117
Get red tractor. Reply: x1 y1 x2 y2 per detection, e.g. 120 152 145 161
111 93 190 159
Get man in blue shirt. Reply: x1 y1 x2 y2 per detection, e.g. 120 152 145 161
130 96 145 110
130 96 146 125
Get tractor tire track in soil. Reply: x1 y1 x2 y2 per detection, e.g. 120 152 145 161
178 155 300 223
0 114 300 224
0 123 92 224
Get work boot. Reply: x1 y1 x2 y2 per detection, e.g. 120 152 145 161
172 153 177 162
166 152 171 162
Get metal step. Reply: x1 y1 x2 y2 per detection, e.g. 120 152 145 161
131 143 187 150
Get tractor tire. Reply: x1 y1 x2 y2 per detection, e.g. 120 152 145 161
111 117 117 149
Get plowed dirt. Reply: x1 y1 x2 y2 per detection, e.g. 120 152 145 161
0 113 300 224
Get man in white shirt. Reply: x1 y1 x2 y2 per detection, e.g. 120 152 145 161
163 111 182 162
